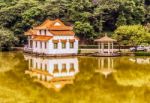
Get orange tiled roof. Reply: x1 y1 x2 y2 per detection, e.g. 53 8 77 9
69 39 75 42
49 26 73 31
51 76 75 82
34 19 73 31
74 36 80 40
26 69 53 77
33 36 53 41
25 29 37 36
50 31 75 36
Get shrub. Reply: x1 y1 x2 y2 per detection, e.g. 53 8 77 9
134 52 150 56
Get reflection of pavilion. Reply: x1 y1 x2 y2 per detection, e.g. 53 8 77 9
95 57 116 78
129 58 150 64
24 55 79 91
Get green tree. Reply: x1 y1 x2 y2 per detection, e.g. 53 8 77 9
0 27 18 50
74 21 94 43
116 12 127 27
113 25 150 47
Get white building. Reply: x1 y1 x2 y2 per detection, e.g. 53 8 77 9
24 55 79 91
24 19 79 56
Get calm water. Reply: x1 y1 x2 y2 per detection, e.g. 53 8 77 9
0 51 150 103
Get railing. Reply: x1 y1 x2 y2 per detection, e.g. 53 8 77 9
24 45 33 52
79 45 132 49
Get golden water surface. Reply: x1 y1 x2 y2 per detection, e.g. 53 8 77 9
0 51 150 103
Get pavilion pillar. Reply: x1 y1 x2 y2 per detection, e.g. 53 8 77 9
28 37 30 48
112 42 114 54
108 42 110 54
101 43 104 54
98 42 101 53
108 58 111 70
101 58 104 69
111 58 114 69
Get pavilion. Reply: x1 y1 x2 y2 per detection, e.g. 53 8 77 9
94 34 117 56
95 57 116 78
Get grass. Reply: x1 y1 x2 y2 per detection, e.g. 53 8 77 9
134 52 150 56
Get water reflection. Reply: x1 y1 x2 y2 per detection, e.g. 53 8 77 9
129 57 150 64
95 57 116 78
24 55 79 91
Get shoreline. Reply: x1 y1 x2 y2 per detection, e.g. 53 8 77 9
1 47 150 57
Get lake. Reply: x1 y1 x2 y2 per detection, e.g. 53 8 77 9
0 51 150 103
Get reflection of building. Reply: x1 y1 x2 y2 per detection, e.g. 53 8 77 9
129 58 150 64
25 55 79 91
95 57 116 78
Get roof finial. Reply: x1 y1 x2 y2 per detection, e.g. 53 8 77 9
104 33 108 37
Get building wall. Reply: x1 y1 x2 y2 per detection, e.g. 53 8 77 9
32 36 79 55
37 30 53 36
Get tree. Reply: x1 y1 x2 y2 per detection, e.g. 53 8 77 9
0 27 18 50
116 12 127 27
0 0 149 46
113 25 150 47
74 21 94 43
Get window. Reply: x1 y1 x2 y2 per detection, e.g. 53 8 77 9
62 64 66 69
45 42 47 49
44 30 46 35
39 30 42 35
45 64 47 71
40 63 42 70
40 42 42 48
53 64 59 73
36 62 38 69
70 63 74 69
70 42 74 48
35 41 37 48
54 64 58 69
62 64 67 73
30 40 33 48
70 63 75 72
29 59 33 67
62 42 66 49
54 43 58 49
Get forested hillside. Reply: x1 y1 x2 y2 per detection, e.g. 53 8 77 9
0 0 150 47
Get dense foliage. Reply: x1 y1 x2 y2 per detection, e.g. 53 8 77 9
0 0 150 45
0 27 18 50
113 25 150 46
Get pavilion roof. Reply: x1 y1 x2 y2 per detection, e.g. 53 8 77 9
95 34 117 42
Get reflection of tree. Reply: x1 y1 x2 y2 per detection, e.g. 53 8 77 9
60 57 150 103
114 57 150 87
0 52 20 73
0 55 150 103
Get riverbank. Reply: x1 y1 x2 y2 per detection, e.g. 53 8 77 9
1 47 150 57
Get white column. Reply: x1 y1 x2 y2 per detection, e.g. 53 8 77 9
101 58 104 69
108 42 110 54
111 58 114 69
108 58 111 69
28 37 30 48
101 43 104 54
98 43 101 53
112 42 114 53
